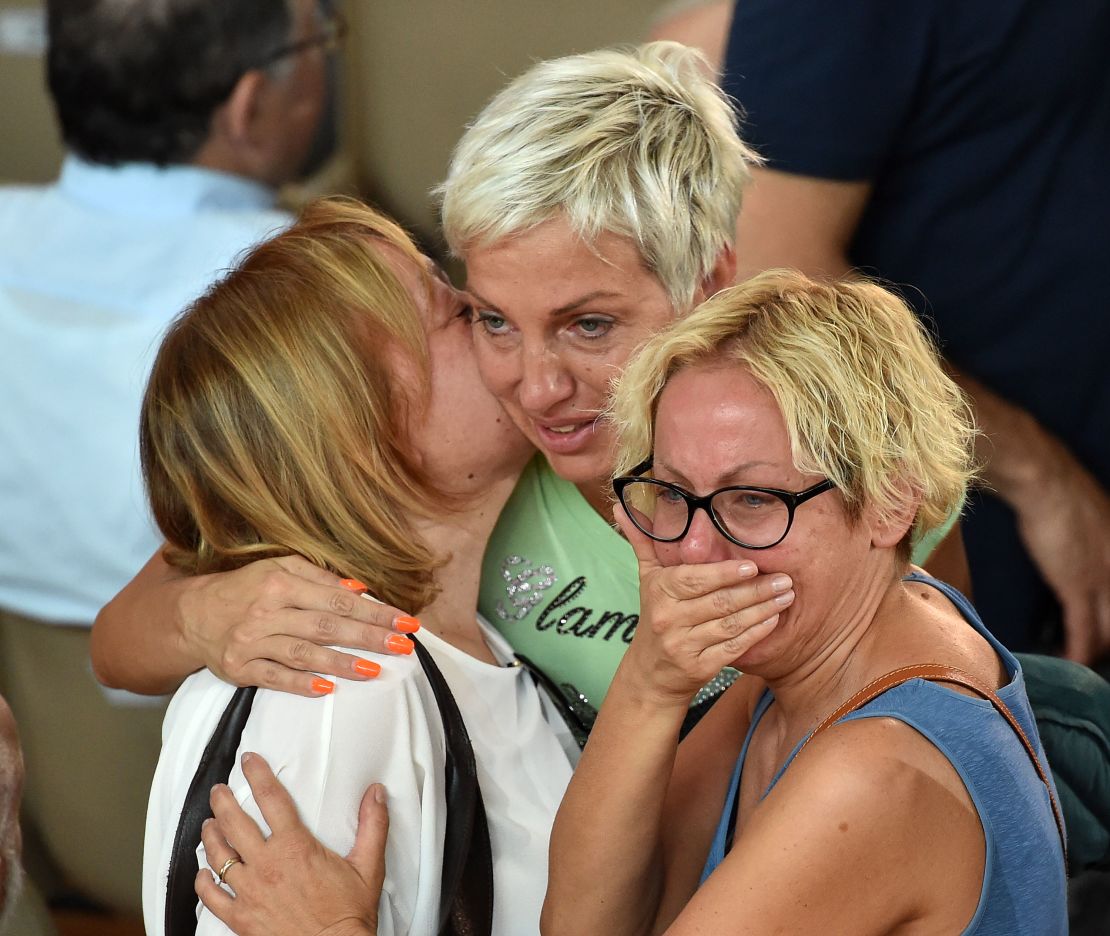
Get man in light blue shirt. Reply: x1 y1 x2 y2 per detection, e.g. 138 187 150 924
0 0 339 922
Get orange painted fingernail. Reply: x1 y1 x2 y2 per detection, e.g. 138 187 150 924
386 635 414 655
393 615 421 634
339 578 368 592
311 677 335 695
353 658 381 678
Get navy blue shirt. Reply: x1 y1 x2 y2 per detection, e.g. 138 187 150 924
723 0 1110 648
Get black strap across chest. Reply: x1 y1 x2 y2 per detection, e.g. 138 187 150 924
165 635 493 936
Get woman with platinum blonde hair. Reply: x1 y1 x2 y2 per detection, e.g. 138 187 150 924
95 42 961 767
97 41 792 721
444 40 960 719
544 271 1067 934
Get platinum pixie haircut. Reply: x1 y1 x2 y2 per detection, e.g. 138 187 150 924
438 41 760 309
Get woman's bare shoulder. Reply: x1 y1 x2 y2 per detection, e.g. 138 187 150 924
671 717 984 935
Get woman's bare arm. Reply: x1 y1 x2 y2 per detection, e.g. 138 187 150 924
90 550 415 696
541 511 789 936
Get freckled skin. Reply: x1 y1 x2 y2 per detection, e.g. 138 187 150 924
651 363 874 677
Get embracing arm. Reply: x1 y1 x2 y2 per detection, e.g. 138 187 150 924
541 512 789 936
91 550 208 693
91 550 416 696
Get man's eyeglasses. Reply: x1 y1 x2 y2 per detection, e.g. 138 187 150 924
189 10 347 113
613 458 835 550
258 10 347 71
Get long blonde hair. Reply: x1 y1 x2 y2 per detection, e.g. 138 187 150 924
613 271 978 547
141 197 444 612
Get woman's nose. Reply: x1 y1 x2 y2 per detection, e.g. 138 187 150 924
518 346 574 414
678 507 737 565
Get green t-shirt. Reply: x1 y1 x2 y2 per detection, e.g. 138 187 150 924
480 454 960 708
480 455 639 709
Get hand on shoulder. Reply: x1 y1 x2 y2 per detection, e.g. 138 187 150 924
178 555 420 696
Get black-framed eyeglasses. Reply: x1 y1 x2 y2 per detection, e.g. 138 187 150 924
613 458 835 550
257 10 347 70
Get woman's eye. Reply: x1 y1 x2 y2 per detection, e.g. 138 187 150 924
570 317 613 338
474 310 511 335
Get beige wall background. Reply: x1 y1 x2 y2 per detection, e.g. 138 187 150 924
0 0 669 243
0 0 63 184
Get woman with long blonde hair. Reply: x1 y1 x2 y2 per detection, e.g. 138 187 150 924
138 198 575 936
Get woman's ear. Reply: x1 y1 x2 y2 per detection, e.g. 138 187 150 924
868 477 920 549
702 244 738 297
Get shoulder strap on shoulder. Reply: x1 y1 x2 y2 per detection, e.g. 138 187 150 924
166 686 257 936
801 664 1067 867
166 638 495 936
411 636 494 936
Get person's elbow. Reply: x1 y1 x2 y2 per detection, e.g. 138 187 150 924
89 598 128 689
90 595 184 694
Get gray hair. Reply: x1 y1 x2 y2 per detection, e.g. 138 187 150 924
438 41 761 310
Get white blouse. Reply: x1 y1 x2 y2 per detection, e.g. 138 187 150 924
143 616 576 936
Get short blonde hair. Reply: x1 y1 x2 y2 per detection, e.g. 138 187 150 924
438 41 760 309
141 197 444 613
612 271 977 546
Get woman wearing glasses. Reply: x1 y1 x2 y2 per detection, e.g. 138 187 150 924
543 271 1067 934
192 272 1066 935
93 42 963 720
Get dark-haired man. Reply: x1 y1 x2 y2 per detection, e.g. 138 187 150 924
0 0 337 916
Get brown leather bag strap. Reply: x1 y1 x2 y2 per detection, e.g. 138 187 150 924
799 663 1067 865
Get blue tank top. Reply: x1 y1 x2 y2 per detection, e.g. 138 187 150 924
700 573 1067 934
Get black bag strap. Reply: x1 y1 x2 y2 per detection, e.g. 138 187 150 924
411 635 494 935
165 685 257 935
165 637 493 936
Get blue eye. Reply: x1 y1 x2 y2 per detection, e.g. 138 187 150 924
738 491 776 510
475 310 512 336
571 317 613 338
